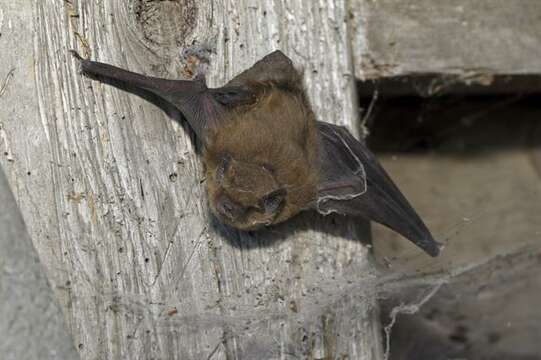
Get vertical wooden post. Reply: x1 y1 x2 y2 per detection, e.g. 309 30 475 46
0 1 382 358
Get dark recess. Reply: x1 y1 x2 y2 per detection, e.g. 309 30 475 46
367 74 541 360
358 74 541 154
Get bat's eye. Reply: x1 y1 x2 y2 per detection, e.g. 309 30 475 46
216 156 230 184
259 188 287 215
216 194 243 220
262 164 275 175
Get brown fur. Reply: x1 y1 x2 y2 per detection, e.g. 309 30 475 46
204 80 319 229
76 50 440 256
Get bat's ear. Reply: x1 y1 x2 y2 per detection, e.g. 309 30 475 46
226 50 300 87
208 51 302 109
315 122 441 257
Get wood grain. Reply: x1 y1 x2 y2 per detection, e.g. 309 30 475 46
1 0 382 359
0 163 78 359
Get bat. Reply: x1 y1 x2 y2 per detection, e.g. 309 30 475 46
72 50 441 257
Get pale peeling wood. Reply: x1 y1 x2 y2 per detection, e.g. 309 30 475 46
351 0 541 79
1 0 382 359
0 3 78 358
0 168 78 359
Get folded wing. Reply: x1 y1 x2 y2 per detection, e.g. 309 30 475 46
316 122 441 257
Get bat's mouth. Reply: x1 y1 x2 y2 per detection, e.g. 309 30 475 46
212 193 283 231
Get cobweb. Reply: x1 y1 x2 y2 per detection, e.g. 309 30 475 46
379 245 541 360
106 109 541 359
109 215 541 359
102 155 541 359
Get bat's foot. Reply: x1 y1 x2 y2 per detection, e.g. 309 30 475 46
180 45 213 81
181 46 212 62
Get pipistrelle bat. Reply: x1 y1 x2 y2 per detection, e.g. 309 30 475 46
72 50 441 257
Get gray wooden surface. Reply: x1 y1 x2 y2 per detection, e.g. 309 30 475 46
0 1 382 359
0 166 78 359
351 0 541 78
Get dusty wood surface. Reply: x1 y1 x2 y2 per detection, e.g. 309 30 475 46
0 167 78 359
0 3 78 358
0 1 382 359
351 0 541 79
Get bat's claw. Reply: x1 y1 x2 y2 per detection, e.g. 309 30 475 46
181 46 212 62
69 50 88 75
69 50 85 61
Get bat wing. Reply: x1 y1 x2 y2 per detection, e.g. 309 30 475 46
75 50 298 142
315 122 441 257
75 54 226 143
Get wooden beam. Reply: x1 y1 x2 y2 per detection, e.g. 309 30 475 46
351 0 541 79
1 1 382 359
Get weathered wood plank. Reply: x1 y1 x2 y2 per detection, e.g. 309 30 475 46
351 0 541 79
0 3 77 358
0 168 78 359
1 0 382 359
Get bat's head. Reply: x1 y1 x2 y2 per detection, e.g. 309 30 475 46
203 88 319 230
205 155 289 230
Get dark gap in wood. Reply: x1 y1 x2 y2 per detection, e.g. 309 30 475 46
358 74 541 98
357 74 541 154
